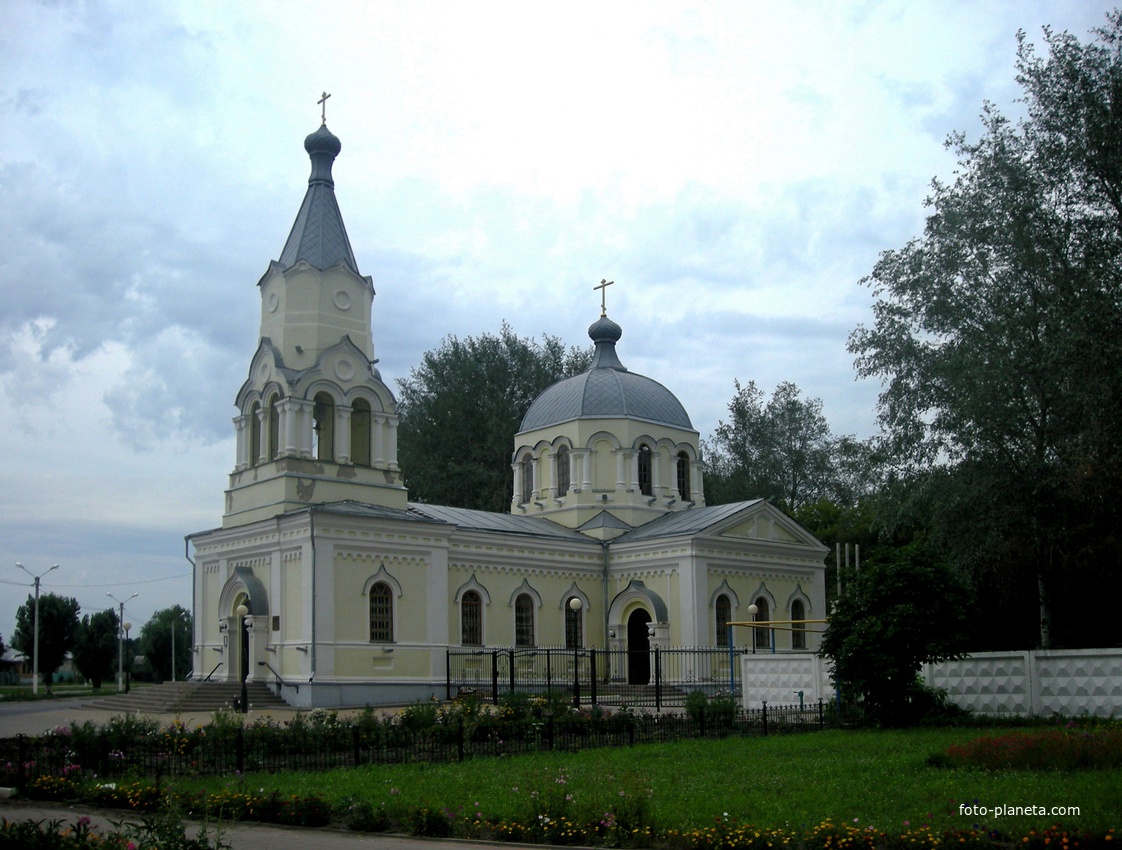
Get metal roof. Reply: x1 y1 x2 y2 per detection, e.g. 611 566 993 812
407 503 596 543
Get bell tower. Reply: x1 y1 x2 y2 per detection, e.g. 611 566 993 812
223 116 407 528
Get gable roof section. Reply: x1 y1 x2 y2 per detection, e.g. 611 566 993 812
613 499 827 552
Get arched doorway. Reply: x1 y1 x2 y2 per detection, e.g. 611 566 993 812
627 608 651 684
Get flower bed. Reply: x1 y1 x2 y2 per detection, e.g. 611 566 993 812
16 773 1116 850
938 725 1122 772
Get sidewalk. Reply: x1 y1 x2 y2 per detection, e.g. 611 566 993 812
1 799 516 850
0 694 382 739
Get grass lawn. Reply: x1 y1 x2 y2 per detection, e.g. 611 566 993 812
172 727 1121 834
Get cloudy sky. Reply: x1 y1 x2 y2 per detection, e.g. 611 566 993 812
1 1 1115 646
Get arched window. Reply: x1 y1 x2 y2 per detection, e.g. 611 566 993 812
520 453 534 504
515 593 534 647
369 581 393 642
715 594 732 647
677 451 691 500
638 444 653 496
565 598 583 649
791 599 807 650
753 597 771 650
555 445 571 497
312 392 335 462
461 591 482 646
248 402 261 466
351 399 371 466
267 395 280 460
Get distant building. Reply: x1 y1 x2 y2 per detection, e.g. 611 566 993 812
187 122 827 707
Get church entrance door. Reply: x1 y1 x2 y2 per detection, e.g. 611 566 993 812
627 608 651 684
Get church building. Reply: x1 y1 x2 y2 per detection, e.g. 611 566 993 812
187 119 828 708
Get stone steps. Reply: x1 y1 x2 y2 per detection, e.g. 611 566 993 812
84 680 289 714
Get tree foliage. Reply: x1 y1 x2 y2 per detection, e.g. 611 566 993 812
138 605 193 682
11 592 80 689
705 380 877 511
820 542 975 726
72 608 120 690
848 13 1122 648
397 323 592 512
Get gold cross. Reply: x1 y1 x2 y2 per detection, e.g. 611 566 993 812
594 279 614 317
318 91 332 125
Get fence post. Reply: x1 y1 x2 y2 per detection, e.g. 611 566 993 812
572 648 581 708
352 725 361 767
446 651 452 701
236 726 244 774
590 649 598 706
509 649 516 696
491 650 500 705
761 701 768 737
655 647 662 713
818 698 824 727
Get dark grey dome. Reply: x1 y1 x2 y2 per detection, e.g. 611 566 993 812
519 315 693 432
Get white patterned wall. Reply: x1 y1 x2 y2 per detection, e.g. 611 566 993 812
740 653 833 707
1028 649 1122 716
742 648 1122 716
924 651 1033 715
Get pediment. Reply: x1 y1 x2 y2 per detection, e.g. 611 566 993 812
713 502 826 551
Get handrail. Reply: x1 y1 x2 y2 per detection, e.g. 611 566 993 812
203 662 223 682
258 660 299 693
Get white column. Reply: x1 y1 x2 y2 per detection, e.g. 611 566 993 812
652 448 662 496
530 456 540 501
256 408 269 465
569 450 580 493
617 450 628 491
335 405 352 464
386 415 399 469
691 462 704 502
511 462 522 504
372 413 385 466
281 399 298 457
233 414 248 471
580 450 592 491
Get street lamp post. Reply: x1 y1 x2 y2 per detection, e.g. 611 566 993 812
107 592 138 693
568 597 583 707
15 562 59 695
236 603 249 713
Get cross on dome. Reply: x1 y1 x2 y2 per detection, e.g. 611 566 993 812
318 91 331 125
594 278 614 317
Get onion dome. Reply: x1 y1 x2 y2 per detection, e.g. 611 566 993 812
519 315 692 432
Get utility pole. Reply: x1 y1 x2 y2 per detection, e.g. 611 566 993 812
15 563 59 695
171 611 189 682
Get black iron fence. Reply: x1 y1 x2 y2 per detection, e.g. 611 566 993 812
447 645 744 708
5 700 843 786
